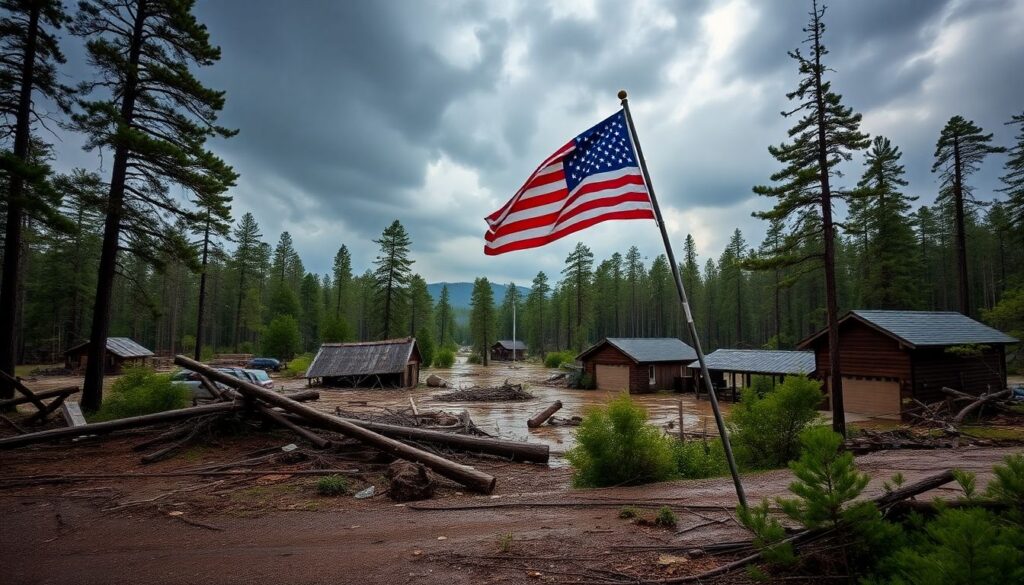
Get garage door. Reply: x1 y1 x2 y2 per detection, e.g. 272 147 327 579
841 377 901 419
596 364 630 391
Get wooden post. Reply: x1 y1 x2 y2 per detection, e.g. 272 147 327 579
174 355 496 494
678 400 685 442
527 401 562 428
620 90 747 508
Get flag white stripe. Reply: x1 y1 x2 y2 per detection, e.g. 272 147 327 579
485 199 654 249
495 167 646 225
499 181 648 227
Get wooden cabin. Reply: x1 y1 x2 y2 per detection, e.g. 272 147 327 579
63 337 154 374
491 340 527 361
577 338 697 393
689 349 816 400
798 310 1018 419
305 338 422 388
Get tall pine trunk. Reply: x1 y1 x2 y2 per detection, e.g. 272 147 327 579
952 137 971 316
0 4 41 402
811 12 846 436
82 0 147 411
194 215 211 360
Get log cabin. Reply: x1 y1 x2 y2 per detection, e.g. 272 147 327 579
577 338 697 393
491 340 527 361
63 337 154 374
305 338 422 388
797 310 1018 419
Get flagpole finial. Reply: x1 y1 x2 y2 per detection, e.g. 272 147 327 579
617 90 628 101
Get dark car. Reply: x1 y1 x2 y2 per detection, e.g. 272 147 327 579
247 357 281 372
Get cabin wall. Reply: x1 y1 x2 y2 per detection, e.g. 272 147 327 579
583 345 644 392
911 346 1006 402
811 320 912 380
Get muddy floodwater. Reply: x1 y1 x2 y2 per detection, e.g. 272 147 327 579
278 356 731 464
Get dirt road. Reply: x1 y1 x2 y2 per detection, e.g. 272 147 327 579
2 446 1018 585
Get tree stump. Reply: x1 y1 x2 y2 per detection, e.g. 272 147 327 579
386 461 435 502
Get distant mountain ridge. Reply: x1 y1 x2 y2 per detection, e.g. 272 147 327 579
427 282 530 309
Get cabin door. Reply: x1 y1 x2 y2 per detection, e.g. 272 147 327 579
595 364 630 391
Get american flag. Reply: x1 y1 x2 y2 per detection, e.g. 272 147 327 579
484 110 655 255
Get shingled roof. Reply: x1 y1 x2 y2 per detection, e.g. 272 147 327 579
689 349 815 375
578 338 697 364
799 310 1019 349
64 337 154 358
494 340 527 350
305 338 420 379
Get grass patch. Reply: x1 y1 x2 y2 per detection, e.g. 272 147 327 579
497 532 514 553
433 348 456 368
960 425 1024 441
316 475 350 496
619 506 641 519
283 354 312 378
654 506 678 528
92 367 190 421
672 439 729 479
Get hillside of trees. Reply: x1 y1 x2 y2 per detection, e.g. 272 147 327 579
2 1 1022 411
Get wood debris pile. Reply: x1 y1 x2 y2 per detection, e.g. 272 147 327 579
0 356 553 497
434 380 534 402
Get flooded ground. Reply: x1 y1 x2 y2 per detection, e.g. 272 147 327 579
276 356 731 462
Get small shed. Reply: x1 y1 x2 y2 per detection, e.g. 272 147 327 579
491 340 527 361
305 338 422 388
577 338 697 393
63 337 154 374
690 349 816 397
798 310 1018 419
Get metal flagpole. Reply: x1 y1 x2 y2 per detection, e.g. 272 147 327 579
512 298 517 367
618 90 747 508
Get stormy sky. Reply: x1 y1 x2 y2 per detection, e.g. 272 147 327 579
51 0 1024 286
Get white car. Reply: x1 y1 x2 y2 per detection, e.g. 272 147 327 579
244 368 274 390
171 367 270 398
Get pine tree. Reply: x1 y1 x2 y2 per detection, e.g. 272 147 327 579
725 229 747 345
372 220 413 338
498 282 521 340
469 277 495 365
271 232 302 287
407 274 432 338
999 112 1024 232
0 0 72 401
562 242 594 350
332 244 352 319
434 284 455 348
298 273 321 351
72 0 237 410
932 116 1005 316
526 272 550 355
231 213 262 351
191 189 231 359
854 136 919 309
752 0 870 435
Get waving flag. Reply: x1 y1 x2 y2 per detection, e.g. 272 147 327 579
484 110 655 255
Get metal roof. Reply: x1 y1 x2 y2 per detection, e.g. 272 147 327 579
799 310 1018 349
494 340 527 350
689 349 815 375
578 338 697 363
64 337 154 358
305 338 419 379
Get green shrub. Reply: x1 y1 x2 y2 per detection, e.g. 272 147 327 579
497 532 514 553
544 350 575 368
672 439 729 479
466 353 482 365
433 348 456 368
566 394 677 487
93 368 190 421
728 375 823 469
750 375 775 398
737 499 795 566
316 475 350 496
283 354 312 378
654 506 678 528
263 315 300 359
578 373 595 389
618 506 641 519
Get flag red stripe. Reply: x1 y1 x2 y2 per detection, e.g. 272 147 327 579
486 143 574 224
484 174 647 240
484 209 655 255
484 190 651 243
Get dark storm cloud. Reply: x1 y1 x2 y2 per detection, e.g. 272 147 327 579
47 0 1023 282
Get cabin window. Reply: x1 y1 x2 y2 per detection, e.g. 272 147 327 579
648 365 656 385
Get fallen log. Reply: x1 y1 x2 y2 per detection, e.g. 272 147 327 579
0 385 79 410
284 413 550 463
257 404 332 449
0 390 321 450
0 371 50 418
942 387 1013 424
873 469 955 509
527 401 562 428
175 355 497 494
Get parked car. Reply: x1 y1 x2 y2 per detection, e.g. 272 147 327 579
172 367 267 398
248 357 281 372
244 368 274 390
